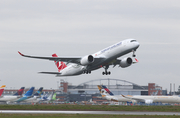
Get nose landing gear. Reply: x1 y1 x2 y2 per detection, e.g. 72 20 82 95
132 50 136 57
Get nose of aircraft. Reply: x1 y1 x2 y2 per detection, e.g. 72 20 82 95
136 41 140 48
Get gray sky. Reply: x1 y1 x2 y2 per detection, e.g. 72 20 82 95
0 0 180 91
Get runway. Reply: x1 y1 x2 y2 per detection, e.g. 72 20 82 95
0 110 180 115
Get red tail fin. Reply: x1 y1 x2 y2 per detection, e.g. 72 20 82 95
0 85 6 96
52 54 67 72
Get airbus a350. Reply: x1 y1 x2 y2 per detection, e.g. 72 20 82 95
18 39 139 76
98 85 180 104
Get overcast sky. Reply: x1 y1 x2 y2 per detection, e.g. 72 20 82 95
0 0 180 91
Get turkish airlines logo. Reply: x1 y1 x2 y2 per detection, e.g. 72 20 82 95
52 53 67 72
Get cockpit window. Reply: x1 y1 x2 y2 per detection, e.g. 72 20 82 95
130 40 137 42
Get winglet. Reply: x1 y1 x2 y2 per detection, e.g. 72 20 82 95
135 58 138 62
133 58 139 64
18 51 24 56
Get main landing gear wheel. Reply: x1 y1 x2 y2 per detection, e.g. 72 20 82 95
83 70 91 74
102 65 111 75
102 71 111 75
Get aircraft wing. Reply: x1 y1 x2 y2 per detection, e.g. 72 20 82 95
18 51 106 65
39 72 61 74
18 51 81 64
121 94 145 102
38 72 65 76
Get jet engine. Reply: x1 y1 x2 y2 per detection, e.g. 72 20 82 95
145 99 153 104
80 55 94 66
119 57 132 68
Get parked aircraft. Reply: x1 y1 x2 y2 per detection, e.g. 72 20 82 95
99 85 180 104
97 85 131 102
23 87 43 103
18 39 139 76
15 87 35 103
0 87 25 103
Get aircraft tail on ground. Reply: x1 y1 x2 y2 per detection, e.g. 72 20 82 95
46 91 57 101
101 85 114 96
97 85 110 98
13 87 25 96
33 87 43 96
52 92 56 100
0 85 6 96
47 92 53 100
52 54 67 72
24 87 35 97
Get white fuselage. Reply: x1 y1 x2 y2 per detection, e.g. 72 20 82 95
0 96 21 102
129 95 180 103
105 95 180 103
23 96 40 103
104 95 132 102
58 39 139 76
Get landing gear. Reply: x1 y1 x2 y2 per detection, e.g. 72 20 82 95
132 50 136 57
83 70 91 74
102 65 111 75
102 71 111 75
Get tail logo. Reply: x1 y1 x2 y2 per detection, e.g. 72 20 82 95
52 54 67 72
102 85 114 96
17 89 24 95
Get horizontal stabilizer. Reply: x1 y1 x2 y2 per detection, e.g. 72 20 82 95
39 72 61 74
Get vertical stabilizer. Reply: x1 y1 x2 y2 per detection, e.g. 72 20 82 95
0 85 6 96
13 87 25 96
24 87 35 97
101 85 114 96
97 85 108 98
52 92 56 100
33 87 43 96
52 54 67 72
47 91 54 100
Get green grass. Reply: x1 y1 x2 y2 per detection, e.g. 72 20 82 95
0 114 179 118
0 105 180 112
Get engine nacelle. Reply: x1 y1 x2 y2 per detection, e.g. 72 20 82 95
145 99 153 104
119 57 132 68
80 55 94 66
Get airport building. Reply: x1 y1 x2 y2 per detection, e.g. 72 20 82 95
1 78 167 103
56 78 167 103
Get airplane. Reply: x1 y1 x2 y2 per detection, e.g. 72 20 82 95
97 85 132 102
15 87 35 103
99 85 180 104
0 87 25 103
22 87 43 103
18 39 139 76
